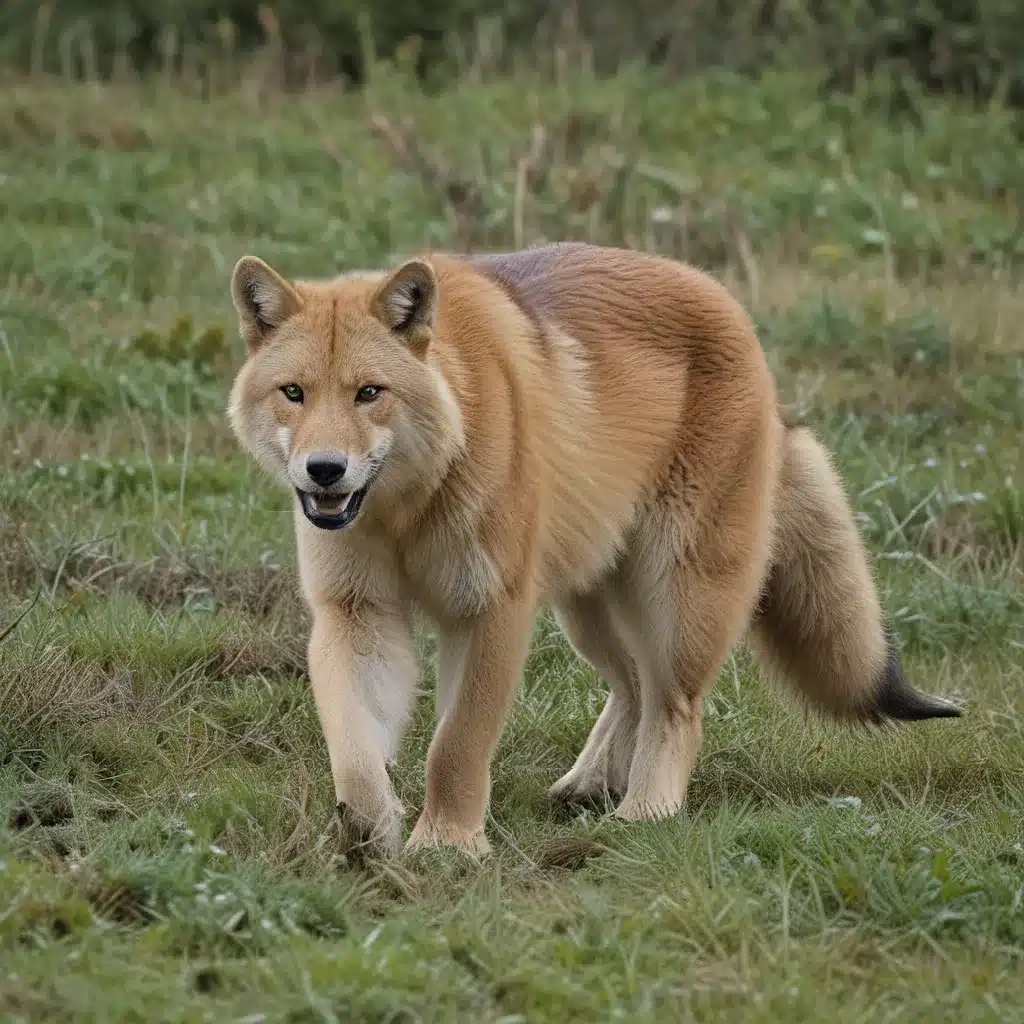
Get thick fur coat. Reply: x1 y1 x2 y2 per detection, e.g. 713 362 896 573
227 242 960 858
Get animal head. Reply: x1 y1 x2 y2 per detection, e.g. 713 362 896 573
227 255 463 531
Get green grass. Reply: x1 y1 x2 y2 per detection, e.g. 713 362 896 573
1 59 1023 1022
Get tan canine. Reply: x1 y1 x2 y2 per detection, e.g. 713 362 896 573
227 242 960 859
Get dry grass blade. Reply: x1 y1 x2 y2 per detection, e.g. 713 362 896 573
0 586 42 645
369 111 485 247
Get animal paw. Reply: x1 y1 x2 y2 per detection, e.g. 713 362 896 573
613 793 683 822
404 814 491 858
335 799 402 864
548 769 610 806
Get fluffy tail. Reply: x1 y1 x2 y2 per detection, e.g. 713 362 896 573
749 425 962 723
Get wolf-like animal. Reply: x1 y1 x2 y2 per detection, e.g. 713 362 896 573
227 242 960 858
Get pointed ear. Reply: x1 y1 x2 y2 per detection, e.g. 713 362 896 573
231 255 302 350
371 259 438 345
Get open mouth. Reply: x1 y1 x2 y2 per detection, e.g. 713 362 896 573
297 487 368 530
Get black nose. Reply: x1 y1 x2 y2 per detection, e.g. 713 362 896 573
306 451 348 487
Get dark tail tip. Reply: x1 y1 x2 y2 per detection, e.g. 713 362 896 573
874 641 963 721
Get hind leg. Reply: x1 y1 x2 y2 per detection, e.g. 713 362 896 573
549 590 640 803
611 506 771 821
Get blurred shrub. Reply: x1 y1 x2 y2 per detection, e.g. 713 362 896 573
0 0 1022 104
0 0 484 82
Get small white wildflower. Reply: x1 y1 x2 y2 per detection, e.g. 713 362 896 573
974 443 987 454
33 458 43 469
924 457 937 468
971 492 985 502
214 893 229 904
81 453 90 461
827 796 862 810
57 465 68 477
959 459 969 468
650 206 673 224
209 844 227 856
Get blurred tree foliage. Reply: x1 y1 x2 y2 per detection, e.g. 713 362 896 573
1 0 1022 103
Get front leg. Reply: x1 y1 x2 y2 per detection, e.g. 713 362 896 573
308 600 418 861
407 589 537 857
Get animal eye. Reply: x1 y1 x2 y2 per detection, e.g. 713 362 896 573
280 384 304 403
356 385 383 404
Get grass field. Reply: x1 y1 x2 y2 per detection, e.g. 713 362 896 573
1 59 1023 1022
